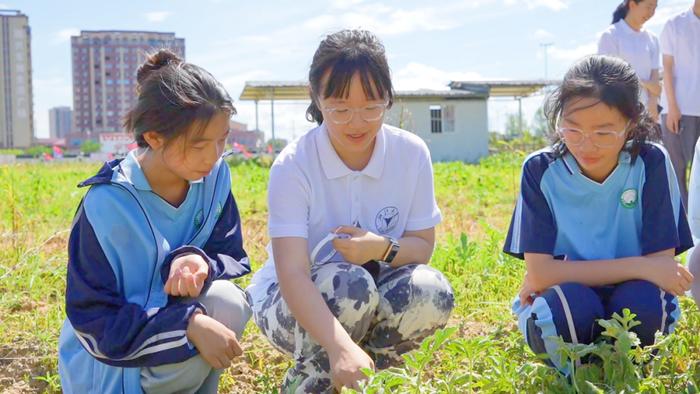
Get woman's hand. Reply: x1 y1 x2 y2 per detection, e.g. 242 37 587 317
332 226 389 265
328 342 375 392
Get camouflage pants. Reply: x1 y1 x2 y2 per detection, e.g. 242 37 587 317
252 262 455 393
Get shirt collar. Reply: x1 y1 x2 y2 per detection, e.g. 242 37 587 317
316 123 386 180
118 149 204 191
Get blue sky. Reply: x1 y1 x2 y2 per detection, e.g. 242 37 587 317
3 0 693 140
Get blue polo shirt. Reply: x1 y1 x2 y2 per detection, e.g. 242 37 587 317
504 143 692 260
119 151 206 251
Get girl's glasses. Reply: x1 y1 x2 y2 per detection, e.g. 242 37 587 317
556 120 630 148
322 102 388 125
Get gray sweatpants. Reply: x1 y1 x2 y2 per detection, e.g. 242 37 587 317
251 262 455 393
661 115 700 208
140 280 252 394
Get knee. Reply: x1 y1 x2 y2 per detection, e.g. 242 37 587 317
532 282 604 345
607 280 680 345
312 263 379 324
385 265 454 319
199 280 252 338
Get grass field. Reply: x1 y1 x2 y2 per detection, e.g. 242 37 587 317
1 148 699 393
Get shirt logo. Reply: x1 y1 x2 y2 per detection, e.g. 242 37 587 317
194 209 204 229
620 188 638 209
375 206 399 234
216 202 224 220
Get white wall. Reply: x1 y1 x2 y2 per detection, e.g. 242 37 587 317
385 98 489 163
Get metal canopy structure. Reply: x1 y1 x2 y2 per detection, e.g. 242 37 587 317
239 80 557 140
448 80 559 97
449 80 560 133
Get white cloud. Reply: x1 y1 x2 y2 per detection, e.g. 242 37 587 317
503 0 568 11
524 0 568 11
302 3 471 36
647 2 688 28
533 28 554 40
331 0 366 10
52 28 79 44
549 41 597 62
393 62 487 91
144 11 171 23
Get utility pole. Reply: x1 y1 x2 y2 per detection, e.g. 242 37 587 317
540 42 553 80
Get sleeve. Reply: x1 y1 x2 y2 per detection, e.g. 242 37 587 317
503 154 558 259
405 151 442 231
686 142 700 244
660 20 674 57
597 31 618 56
266 159 310 238
65 201 203 368
639 145 693 255
160 192 251 292
652 34 661 70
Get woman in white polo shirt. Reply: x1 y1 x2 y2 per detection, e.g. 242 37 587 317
598 0 661 121
246 29 454 393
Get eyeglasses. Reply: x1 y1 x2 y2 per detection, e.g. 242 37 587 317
322 102 388 125
556 120 630 148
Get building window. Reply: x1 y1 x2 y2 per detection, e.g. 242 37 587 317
430 105 442 134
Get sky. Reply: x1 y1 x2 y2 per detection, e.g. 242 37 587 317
3 0 694 140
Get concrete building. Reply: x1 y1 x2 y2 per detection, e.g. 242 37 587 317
0 10 33 148
71 30 185 135
49 106 72 138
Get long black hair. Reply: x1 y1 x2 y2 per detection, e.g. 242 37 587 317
544 55 658 159
306 29 394 125
612 0 643 24
124 49 236 148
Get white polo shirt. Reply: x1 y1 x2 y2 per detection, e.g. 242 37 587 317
245 123 442 309
660 8 700 116
597 19 660 107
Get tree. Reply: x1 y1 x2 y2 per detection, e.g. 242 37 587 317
505 113 528 137
81 140 101 154
531 106 549 137
266 138 287 151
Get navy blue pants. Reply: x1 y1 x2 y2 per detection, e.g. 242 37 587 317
513 280 680 375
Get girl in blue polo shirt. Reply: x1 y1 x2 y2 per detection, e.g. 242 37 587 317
504 55 694 374
58 50 252 393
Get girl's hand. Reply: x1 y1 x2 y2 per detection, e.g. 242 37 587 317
328 342 374 392
186 311 242 369
332 226 389 265
518 272 541 306
666 104 682 134
165 253 209 297
644 255 694 296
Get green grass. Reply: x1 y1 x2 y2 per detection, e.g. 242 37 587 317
0 151 698 393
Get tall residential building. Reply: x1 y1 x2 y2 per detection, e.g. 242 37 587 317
71 31 185 135
0 10 33 148
49 106 72 138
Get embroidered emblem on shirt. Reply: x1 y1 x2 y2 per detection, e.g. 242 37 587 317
194 209 204 229
375 206 399 234
620 188 638 209
216 202 224 220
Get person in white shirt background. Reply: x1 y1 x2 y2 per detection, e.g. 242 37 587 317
660 0 700 208
680 0 700 309
245 29 455 393
597 0 661 123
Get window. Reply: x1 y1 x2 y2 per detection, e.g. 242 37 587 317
430 105 442 133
